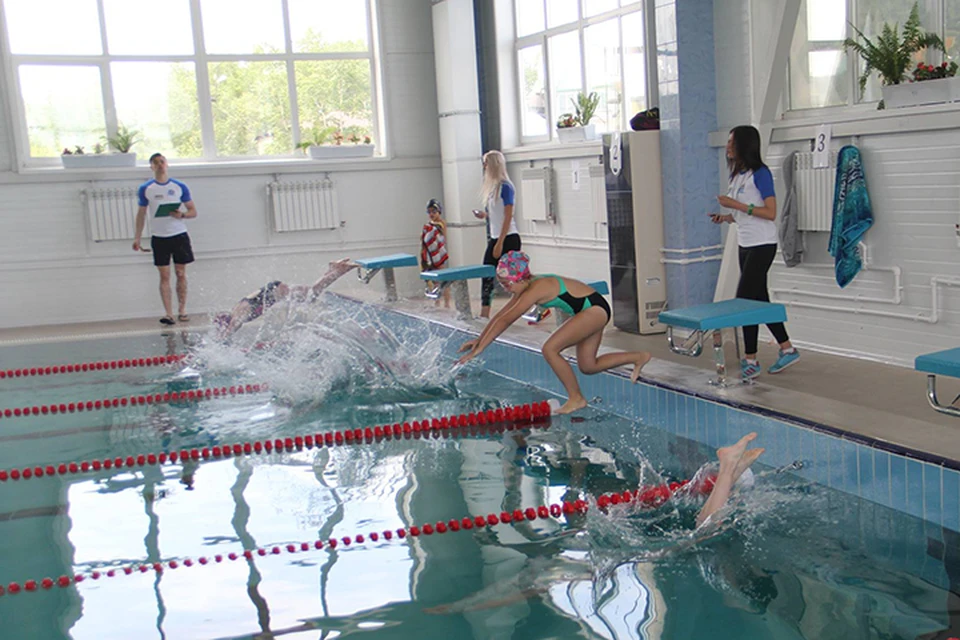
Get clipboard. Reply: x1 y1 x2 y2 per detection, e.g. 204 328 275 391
155 202 182 218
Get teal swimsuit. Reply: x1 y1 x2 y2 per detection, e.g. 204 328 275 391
536 275 611 320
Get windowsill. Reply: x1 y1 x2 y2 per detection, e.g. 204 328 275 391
0 153 441 184
502 139 603 162
709 100 960 146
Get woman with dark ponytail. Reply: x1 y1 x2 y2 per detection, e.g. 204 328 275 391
710 125 799 380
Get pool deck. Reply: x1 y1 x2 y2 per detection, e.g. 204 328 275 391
1 290 958 465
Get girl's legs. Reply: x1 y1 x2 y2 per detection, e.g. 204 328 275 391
696 432 764 527
575 323 652 383
542 307 651 414
736 244 791 358
480 234 522 318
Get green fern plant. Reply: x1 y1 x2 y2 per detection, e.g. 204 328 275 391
105 123 142 153
843 2 945 107
572 91 600 126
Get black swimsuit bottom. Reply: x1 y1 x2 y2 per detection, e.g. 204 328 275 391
557 291 611 321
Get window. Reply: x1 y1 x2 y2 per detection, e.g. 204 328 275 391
789 0 957 111
514 0 651 141
1 0 380 162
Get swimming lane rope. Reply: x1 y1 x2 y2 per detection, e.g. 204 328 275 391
0 382 268 420
0 402 552 483
0 474 717 597
0 355 184 380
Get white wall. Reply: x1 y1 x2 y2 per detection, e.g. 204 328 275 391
0 0 442 329
504 149 612 288
715 0 960 367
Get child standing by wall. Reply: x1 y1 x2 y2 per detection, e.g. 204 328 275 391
421 198 451 308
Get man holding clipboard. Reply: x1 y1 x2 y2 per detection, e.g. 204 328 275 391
133 153 198 326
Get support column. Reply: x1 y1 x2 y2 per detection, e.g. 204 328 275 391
432 0 487 289
656 0 722 310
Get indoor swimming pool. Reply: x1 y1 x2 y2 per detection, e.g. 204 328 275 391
0 297 958 639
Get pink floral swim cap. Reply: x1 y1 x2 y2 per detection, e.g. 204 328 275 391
497 250 531 283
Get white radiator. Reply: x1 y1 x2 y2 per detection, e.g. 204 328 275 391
794 151 837 232
267 179 339 232
520 167 553 222
82 187 142 242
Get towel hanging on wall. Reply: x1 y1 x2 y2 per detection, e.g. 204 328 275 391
829 145 873 288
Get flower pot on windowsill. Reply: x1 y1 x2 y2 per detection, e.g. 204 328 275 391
61 152 137 168
306 144 375 159
882 76 960 108
556 124 597 144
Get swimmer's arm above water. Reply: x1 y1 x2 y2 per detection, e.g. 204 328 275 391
308 258 360 298
457 286 543 364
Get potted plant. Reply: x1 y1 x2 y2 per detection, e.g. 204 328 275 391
843 2 948 109
556 91 600 143
61 124 141 168
296 127 374 160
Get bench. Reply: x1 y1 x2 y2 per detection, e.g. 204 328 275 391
522 281 611 325
355 254 419 302
420 264 495 319
658 299 788 386
915 348 960 417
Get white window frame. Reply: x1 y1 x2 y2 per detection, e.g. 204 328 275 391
513 0 658 145
786 0 955 119
0 0 384 167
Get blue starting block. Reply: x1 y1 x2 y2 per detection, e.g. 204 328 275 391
355 253 418 301
658 299 788 386
522 280 611 325
420 264 495 319
915 348 960 417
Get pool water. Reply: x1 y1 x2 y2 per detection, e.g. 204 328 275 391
0 324 958 639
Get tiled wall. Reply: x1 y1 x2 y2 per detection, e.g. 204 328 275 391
352 296 960 537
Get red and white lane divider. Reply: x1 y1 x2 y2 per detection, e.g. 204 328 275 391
0 355 185 380
0 383 268 421
0 402 553 483
0 476 717 597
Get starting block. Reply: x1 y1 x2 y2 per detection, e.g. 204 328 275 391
421 264 495 319
915 348 960 417
355 254 418 301
658 299 787 386
522 280 611 325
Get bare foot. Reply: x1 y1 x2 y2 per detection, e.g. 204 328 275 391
717 432 758 469
631 353 652 383
733 447 764 483
556 396 588 414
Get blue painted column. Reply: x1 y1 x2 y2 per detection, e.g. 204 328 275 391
656 0 722 309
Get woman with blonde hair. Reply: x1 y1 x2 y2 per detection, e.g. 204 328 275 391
473 150 522 318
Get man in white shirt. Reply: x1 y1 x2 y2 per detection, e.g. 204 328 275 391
133 153 198 325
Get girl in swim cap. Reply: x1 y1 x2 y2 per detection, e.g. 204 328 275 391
458 250 652 414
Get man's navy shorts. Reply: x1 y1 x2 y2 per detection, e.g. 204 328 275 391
151 233 195 267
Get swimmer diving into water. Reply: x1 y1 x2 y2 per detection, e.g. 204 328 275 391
213 258 359 338
426 433 764 615
457 251 652 414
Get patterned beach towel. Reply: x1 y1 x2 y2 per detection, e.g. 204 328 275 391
829 145 873 288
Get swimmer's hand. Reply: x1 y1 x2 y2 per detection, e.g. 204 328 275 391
458 339 477 353
456 351 477 366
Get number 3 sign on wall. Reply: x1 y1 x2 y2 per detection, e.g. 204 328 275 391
813 124 832 168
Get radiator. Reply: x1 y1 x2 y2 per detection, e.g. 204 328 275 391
794 151 837 232
268 179 339 232
82 187 142 242
520 167 553 222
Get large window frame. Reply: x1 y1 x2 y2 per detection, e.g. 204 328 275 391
514 0 657 144
0 0 384 167
787 0 958 116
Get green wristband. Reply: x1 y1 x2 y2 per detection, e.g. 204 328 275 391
747 204 754 216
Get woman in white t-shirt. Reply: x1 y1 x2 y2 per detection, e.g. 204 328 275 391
473 150 522 318
711 126 799 380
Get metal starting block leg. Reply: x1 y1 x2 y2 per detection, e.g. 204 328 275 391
451 281 472 320
666 326 704 357
357 267 399 302
709 329 728 387
926 375 960 417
